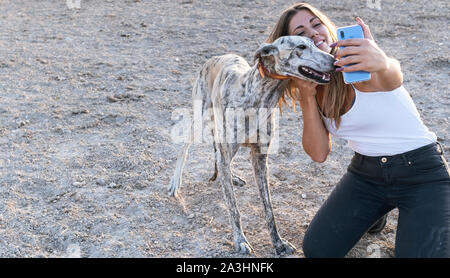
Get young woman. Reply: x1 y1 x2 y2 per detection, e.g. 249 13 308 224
267 3 450 257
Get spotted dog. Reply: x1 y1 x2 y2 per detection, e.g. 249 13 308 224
168 36 336 255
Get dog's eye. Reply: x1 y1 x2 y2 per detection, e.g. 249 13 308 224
298 45 307 50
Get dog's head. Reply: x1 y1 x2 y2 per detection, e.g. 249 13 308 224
254 36 337 84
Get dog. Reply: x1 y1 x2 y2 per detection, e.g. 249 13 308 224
168 35 336 255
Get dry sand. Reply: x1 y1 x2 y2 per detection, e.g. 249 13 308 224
0 0 448 258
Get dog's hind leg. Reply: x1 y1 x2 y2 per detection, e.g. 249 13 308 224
208 126 218 182
209 149 219 182
209 144 246 187
217 143 253 254
250 145 296 255
208 117 246 186
210 157 247 187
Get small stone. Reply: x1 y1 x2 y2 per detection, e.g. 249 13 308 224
96 178 106 186
301 193 307 199
72 181 84 187
36 58 48 64
71 109 89 115
107 182 119 189
18 120 30 127
107 95 119 102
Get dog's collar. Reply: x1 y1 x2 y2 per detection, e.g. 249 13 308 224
257 59 290 80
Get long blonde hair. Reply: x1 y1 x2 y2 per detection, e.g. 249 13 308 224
266 3 350 128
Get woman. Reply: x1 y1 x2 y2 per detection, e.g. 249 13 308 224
267 3 450 257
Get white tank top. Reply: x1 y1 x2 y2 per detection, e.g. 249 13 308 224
321 85 437 157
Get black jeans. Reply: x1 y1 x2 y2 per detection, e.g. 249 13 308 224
302 142 450 258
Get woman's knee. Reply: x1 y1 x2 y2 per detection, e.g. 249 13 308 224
302 228 332 258
302 231 319 258
302 224 351 258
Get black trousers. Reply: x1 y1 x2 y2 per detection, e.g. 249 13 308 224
302 142 450 258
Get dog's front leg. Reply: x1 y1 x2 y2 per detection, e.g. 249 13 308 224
217 143 253 254
250 145 296 256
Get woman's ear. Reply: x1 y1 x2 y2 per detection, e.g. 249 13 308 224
254 43 279 62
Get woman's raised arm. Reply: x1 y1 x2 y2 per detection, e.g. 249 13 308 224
333 17 403 92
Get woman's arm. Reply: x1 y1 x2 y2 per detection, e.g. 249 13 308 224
333 17 403 92
294 79 331 163
300 96 331 163
371 56 403 91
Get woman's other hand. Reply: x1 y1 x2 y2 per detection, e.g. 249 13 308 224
292 77 319 100
333 17 388 73
332 17 403 91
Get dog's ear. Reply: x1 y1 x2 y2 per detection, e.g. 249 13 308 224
254 43 279 62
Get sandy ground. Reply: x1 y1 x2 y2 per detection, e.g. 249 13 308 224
0 0 448 258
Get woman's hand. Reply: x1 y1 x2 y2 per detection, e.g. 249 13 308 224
332 17 403 91
333 17 388 73
292 77 318 101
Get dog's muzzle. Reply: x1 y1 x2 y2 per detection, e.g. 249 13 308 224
298 66 332 84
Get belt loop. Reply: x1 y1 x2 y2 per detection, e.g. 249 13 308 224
401 153 409 166
359 153 365 166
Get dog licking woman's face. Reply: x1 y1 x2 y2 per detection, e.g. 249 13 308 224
288 9 333 54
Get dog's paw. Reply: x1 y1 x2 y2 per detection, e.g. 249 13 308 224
232 175 246 187
236 240 254 255
167 178 180 197
275 239 296 256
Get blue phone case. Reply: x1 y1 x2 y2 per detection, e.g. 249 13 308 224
336 25 371 84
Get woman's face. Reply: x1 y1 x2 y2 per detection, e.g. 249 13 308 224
288 9 333 53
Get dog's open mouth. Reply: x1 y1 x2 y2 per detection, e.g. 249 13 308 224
299 66 331 84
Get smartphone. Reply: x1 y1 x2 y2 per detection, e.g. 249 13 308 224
336 25 371 84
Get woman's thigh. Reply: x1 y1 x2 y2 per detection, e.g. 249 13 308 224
302 171 393 258
395 158 450 258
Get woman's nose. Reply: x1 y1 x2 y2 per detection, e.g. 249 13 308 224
310 29 319 39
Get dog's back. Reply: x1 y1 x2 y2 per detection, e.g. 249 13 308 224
198 54 250 92
194 54 250 109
